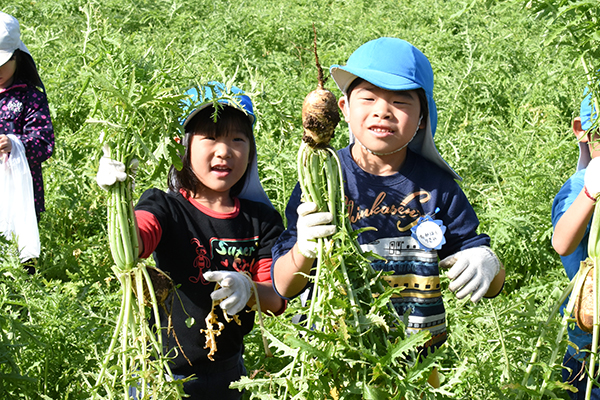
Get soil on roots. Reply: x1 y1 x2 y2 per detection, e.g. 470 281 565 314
132 265 174 306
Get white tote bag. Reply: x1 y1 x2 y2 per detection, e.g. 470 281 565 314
0 134 40 261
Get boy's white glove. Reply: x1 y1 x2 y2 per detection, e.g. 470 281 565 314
96 145 127 191
440 246 501 303
585 157 600 199
204 270 253 316
296 202 336 258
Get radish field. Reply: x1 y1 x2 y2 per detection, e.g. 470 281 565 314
1 0 598 398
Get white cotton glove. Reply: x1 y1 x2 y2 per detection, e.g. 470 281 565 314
96 145 127 191
440 246 501 303
296 202 336 258
204 270 253 316
585 157 600 199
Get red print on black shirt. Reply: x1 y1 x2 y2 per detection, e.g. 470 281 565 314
189 238 211 284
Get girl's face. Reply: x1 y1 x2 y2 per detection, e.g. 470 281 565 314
0 55 16 89
340 81 424 157
189 130 250 203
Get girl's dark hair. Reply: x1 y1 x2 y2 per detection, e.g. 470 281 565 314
168 105 255 199
12 49 44 90
346 77 429 124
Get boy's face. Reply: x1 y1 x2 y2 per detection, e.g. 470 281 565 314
340 81 424 157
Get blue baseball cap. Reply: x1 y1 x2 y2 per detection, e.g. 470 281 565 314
330 38 460 180
330 39 433 92
181 81 255 129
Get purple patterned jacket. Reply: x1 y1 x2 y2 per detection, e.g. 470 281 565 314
0 80 54 215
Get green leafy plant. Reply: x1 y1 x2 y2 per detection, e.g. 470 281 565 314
74 6 189 398
4 0 599 398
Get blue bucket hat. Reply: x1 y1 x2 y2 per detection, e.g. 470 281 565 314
182 81 255 129
330 38 460 180
577 87 597 171
179 82 271 206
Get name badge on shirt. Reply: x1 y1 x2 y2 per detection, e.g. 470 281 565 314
410 214 446 251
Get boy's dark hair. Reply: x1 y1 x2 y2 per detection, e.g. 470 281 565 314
168 105 255 199
12 49 44 90
346 78 429 124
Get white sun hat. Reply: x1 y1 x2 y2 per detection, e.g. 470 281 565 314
0 12 30 67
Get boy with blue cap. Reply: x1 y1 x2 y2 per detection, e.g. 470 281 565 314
271 37 505 386
552 86 600 399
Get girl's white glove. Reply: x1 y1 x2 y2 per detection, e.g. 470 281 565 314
96 145 139 191
440 246 501 303
296 202 336 258
96 145 127 191
204 270 253 316
585 157 600 199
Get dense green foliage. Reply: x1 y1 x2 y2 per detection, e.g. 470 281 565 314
1 0 598 398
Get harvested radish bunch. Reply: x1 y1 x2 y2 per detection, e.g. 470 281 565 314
86 64 188 399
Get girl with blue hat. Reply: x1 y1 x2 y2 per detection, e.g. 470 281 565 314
97 82 285 399
552 86 600 399
271 37 505 387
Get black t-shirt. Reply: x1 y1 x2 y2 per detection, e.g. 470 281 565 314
135 188 284 374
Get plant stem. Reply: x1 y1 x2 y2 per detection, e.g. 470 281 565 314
585 200 600 400
519 283 573 398
134 270 148 398
116 183 134 270
94 269 129 397
535 263 591 399
491 304 511 382
108 191 125 268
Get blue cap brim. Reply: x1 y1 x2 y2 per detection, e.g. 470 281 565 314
330 66 423 94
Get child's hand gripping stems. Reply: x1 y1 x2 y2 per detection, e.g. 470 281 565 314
296 202 337 259
204 271 253 316
440 246 501 303
96 144 139 191
585 157 600 201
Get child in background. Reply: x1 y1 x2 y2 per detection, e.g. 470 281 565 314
551 86 600 399
0 11 54 272
0 11 54 219
271 37 505 386
97 82 285 399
